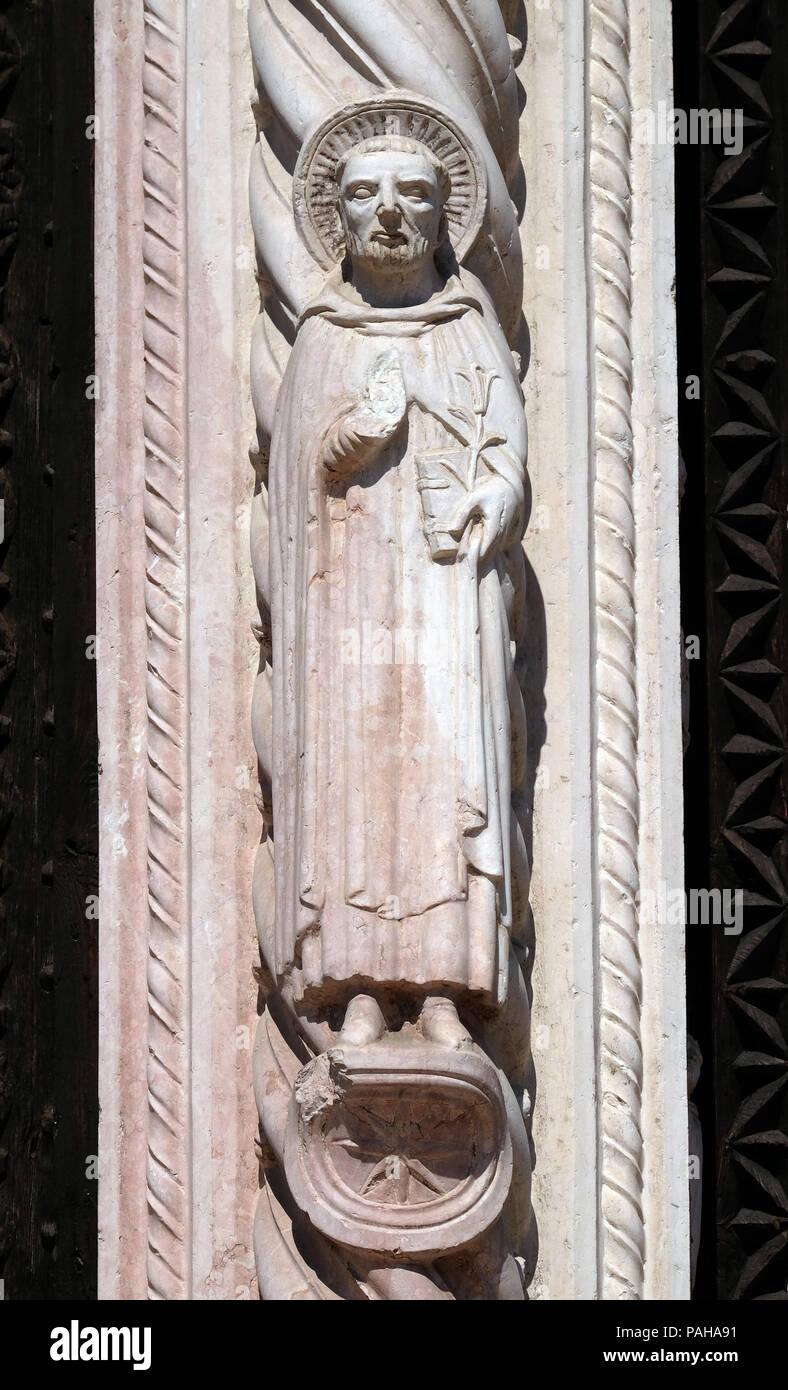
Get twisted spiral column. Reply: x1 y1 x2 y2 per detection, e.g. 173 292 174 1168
142 0 190 1302
589 0 644 1300
249 0 531 1300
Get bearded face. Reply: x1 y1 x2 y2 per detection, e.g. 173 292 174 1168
338 149 444 278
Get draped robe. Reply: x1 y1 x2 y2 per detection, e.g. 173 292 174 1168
268 267 528 1007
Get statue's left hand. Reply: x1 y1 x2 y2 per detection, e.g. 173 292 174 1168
449 476 522 561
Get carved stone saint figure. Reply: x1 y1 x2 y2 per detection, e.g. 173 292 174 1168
269 96 529 1050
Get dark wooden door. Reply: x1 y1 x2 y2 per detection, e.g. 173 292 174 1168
678 0 788 1301
0 0 96 1300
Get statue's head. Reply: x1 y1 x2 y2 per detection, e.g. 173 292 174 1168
294 94 487 281
336 137 449 280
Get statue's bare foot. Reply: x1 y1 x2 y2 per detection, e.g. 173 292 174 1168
420 996 472 1049
338 993 387 1048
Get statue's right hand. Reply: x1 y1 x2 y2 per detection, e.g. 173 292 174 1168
363 348 407 435
323 350 407 479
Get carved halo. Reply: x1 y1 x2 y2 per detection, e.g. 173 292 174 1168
293 92 488 270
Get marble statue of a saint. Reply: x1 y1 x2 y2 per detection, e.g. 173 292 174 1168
269 97 528 1048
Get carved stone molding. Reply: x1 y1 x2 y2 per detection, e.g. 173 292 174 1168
141 0 190 1302
520 0 687 1300
96 0 258 1300
588 0 644 1302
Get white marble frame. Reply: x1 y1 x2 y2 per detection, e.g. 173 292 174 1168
95 0 688 1300
523 0 687 1300
96 0 260 1300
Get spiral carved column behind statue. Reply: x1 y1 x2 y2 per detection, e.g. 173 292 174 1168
589 0 645 1300
250 0 533 1300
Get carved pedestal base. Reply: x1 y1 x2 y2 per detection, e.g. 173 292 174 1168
286 1039 513 1261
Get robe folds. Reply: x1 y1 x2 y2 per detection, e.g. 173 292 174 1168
268 267 529 1006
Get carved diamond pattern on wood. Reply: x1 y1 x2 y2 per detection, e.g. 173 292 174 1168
701 0 788 1301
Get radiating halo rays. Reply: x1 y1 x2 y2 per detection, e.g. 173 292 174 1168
293 92 488 270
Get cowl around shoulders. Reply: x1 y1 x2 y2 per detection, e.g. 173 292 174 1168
297 263 493 335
